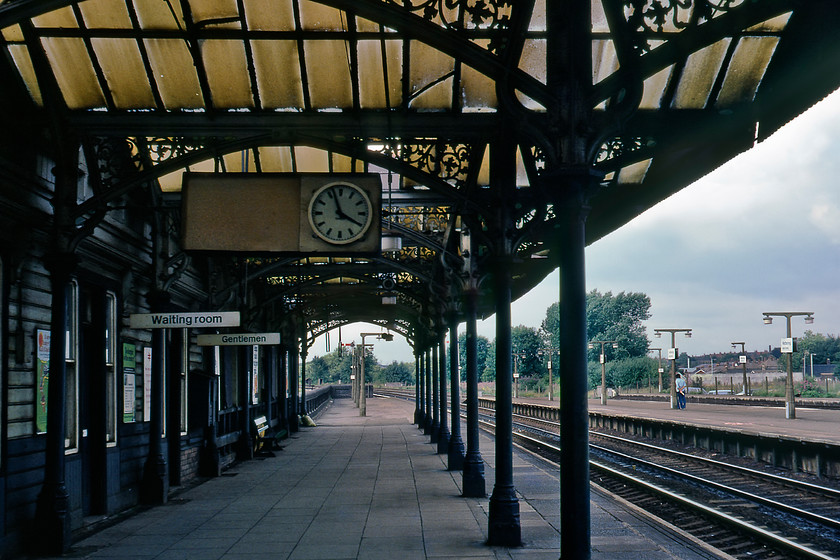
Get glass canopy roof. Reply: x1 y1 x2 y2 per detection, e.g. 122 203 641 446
1 0 837 345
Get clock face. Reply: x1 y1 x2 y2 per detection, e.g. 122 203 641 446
307 182 374 244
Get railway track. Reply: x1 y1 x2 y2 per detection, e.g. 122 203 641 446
375 390 840 558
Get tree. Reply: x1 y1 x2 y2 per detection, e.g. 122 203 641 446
458 332 491 381
542 290 651 360
377 361 414 385
786 331 840 375
585 290 651 361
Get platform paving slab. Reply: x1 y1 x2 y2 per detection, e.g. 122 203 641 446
30 395 726 560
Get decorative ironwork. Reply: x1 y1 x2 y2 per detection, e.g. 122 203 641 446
387 206 451 234
371 140 472 186
595 136 652 163
143 137 207 165
90 136 145 191
388 0 512 31
623 0 746 52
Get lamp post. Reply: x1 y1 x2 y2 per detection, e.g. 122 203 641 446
589 340 618 405
511 352 526 399
653 328 692 409
358 332 394 416
731 341 748 396
649 347 663 392
762 312 813 419
538 348 559 401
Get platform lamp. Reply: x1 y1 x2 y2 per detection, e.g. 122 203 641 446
589 340 618 405
731 341 748 396
762 312 813 419
358 332 394 417
537 348 559 401
653 328 692 409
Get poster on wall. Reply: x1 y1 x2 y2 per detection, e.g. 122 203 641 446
123 343 136 423
35 329 50 433
143 347 152 422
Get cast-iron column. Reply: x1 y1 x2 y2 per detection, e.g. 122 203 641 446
142 290 169 504
237 345 254 459
300 347 308 418
487 256 520 546
430 344 440 443
437 330 450 454
288 343 299 432
424 347 433 434
414 351 422 425
555 170 601 560
462 292 485 496
447 319 465 470
35 252 76 555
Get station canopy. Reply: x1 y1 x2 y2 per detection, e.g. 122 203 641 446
1 0 839 346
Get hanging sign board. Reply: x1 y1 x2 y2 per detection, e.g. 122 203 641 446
196 332 280 346
781 337 794 354
130 312 240 329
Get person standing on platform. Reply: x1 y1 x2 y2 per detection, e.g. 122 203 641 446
675 373 687 409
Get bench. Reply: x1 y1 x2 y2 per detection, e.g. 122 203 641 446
251 416 287 456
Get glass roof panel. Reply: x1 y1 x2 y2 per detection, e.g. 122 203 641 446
408 41 454 110
159 170 184 192
244 0 295 30
617 158 652 184
331 154 365 173
716 36 779 108
672 38 731 110
31 7 78 28
592 40 619 86
259 147 294 171
1 24 23 42
591 0 609 33
80 0 133 29
293 146 330 172
134 0 185 29
201 40 254 108
519 39 546 85
639 65 674 110
221 150 255 173
90 38 155 108
746 12 791 32
41 38 105 109
187 0 239 26
251 40 304 108
357 39 402 109
144 38 205 108
461 63 497 112
299 1 348 31
304 40 353 108
6 45 43 106
530 0 546 31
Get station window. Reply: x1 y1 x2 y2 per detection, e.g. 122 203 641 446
65 280 79 453
104 292 117 445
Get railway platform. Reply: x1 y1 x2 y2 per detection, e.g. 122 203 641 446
588 396 840 444
33 396 724 560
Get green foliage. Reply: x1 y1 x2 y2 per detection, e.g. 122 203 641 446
588 356 658 390
375 360 414 385
585 290 651 360
542 290 651 365
458 332 491 381
789 331 840 373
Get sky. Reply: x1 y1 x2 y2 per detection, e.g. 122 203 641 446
311 89 840 363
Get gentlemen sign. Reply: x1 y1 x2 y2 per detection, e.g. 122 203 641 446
130 312 240 329
196 333 280 346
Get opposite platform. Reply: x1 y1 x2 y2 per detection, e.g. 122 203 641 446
32 396 724 560
587 397 840 444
